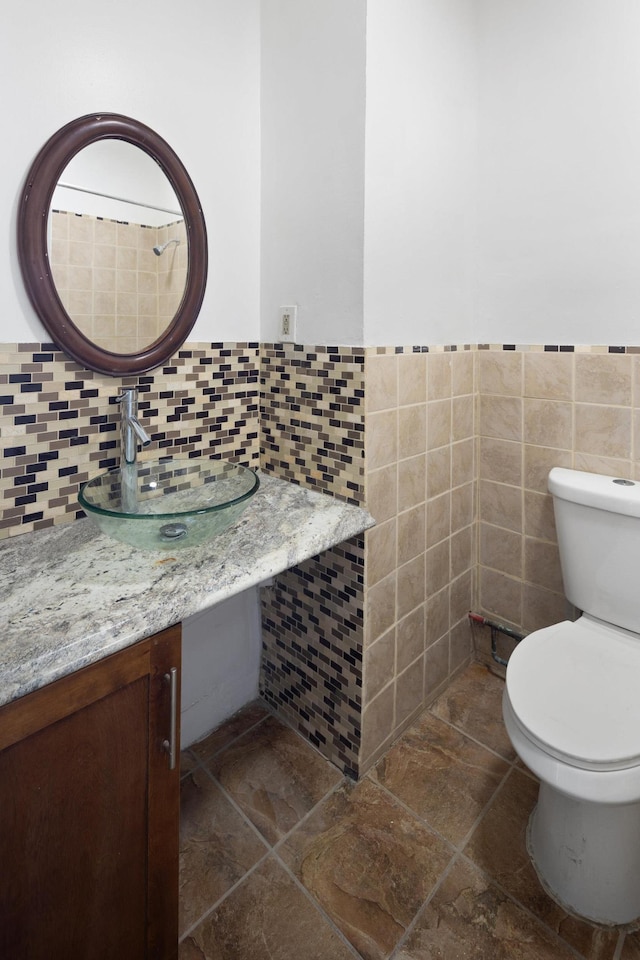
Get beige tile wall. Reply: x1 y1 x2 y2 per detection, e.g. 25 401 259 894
50 212 187 354
361 348 476 770
476 348 640 638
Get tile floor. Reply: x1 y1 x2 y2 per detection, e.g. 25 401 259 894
178 662 640 960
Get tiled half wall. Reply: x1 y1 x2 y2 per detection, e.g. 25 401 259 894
4 340 640 777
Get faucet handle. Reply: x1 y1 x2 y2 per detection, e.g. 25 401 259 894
115 387 137 404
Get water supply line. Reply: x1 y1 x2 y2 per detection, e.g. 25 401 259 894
468 612 525 667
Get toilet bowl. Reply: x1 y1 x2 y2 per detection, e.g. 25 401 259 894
503 467 640 925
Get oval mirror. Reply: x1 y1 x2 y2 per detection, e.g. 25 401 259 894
18 113 207 376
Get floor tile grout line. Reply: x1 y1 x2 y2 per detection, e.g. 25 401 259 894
270 848 364 959
178 847 273 944
362 772 459 856
455 762 515 852
386 851 461 960
181 764 351 932
455 848 601 960
198 763 274 853
426 707 518 767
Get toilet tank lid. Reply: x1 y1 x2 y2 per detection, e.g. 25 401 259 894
549 467 640 519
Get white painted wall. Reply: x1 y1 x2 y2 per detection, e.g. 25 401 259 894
180 589 262 748
363 0 478 346
476 0 640 345
2 0 260 344
260 0 367 345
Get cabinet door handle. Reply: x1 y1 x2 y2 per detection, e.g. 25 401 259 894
162 667 178 770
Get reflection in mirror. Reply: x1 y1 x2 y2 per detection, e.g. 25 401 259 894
48 141 188 355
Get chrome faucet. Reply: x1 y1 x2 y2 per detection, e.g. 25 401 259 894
116 388 151 465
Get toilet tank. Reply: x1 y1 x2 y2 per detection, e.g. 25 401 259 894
549 467 640 634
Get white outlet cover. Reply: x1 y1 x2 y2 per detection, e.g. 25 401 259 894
279 304 297 342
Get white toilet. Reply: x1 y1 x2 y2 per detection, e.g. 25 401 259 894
503 466 640 925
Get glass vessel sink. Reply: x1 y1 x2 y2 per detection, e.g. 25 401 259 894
78 458 259 550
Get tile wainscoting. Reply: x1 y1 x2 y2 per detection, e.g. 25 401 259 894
4 340 639 776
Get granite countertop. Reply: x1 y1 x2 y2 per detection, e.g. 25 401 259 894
0 472 374 709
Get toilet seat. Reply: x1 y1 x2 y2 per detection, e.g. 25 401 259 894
506 616 640 772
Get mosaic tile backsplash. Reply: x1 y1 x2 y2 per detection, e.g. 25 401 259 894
260 343 365 504
0 342 259 538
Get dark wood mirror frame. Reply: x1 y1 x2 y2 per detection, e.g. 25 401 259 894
17 113 208 376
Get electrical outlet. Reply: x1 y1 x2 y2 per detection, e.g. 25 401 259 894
279 305 297 342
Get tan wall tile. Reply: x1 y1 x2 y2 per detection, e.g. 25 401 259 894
427 399 451 450
426 492 451 548
524 537 563 594
398 353 427 406
449 617 473 673
524 352 573 401
479 437 521 486
451 351 474 397
363 628 396 702
366 519 398 587
397 552 426 620
427 353 452 400
522 582 573 634
360 683 395 766
524 445 572 493
575 403 631 459
366 354 398 412
451 394 474 441
367 409 398 470
397 605 426 672
479 479 521 532
478 350 522 397
452 438 475 487
395 655 425 726
398 404 426 459
450 525 474 581
575 354 632 406
450 568 473 625
426 587 449 647
365 572 397 646
397 454 426 512
424 634 450 699
366 465 398 523
479 395 522 442
523 398 573 450
451 481 475 533
524 490 557 543
479 523 523 578
426 539 450 597
426 445 451 500
397 504 426 567
574 452 632 478
479 567 522 626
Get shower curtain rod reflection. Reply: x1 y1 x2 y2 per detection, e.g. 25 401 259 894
56 181 182 217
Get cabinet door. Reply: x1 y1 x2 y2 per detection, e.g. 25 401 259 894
0 624 181 960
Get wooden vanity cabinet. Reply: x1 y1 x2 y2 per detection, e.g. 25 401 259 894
0 623 181 960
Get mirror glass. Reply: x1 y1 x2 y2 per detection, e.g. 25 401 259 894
18 114 207 377
49 141 188 355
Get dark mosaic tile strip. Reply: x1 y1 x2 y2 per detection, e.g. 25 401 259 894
260 343 365 506
260 537 365 779
0 343 260 538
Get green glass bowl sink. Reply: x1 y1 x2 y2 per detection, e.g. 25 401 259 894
78 458 259 550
